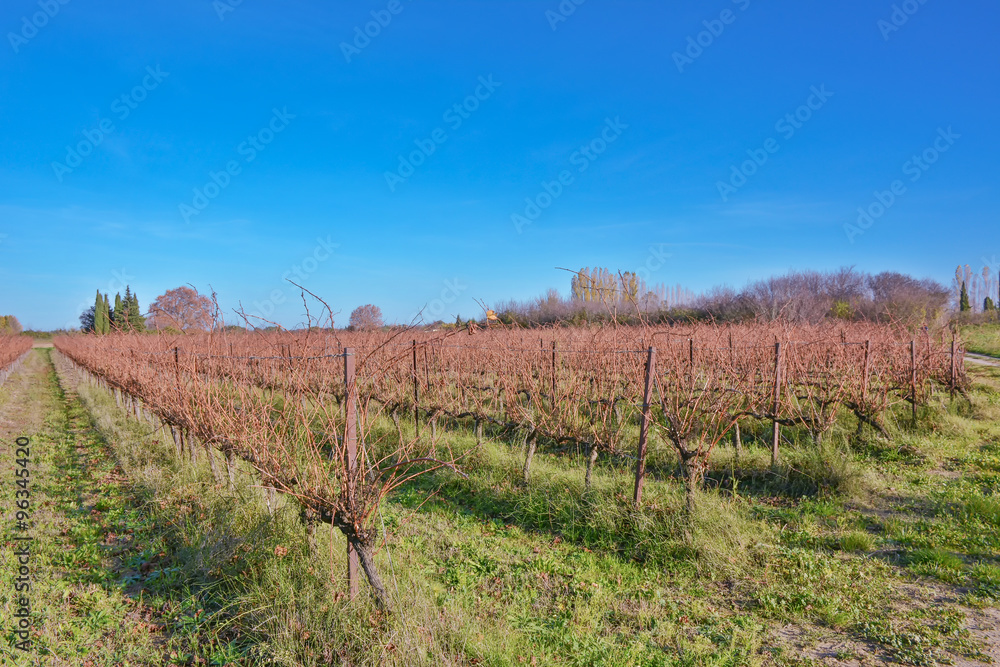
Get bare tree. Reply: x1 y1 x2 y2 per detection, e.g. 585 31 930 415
349 304 384 330
148 287 215 331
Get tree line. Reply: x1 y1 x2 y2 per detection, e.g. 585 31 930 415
955 264 998 314
81 286 215 334
83 287 145 333
495 266 951 328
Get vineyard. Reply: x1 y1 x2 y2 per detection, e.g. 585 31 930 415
0 335 33 386
52 321 967 610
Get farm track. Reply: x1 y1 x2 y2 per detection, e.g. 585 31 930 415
0 349 234 665
965 352 1000 367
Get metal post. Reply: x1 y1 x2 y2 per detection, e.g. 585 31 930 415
910 340 917 423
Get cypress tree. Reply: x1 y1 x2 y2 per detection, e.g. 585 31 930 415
100 293 110 334
112 293 124 330
93 290 104 334
102 294 112 334
128 290 145 331
960 281 971 312
122 287 132 329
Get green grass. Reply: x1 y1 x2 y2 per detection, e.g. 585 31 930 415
961 322 1000 358
0 349 255 665
9 349 1000 665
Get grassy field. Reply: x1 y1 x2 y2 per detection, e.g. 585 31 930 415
962 323 1000 358
2 348 1000 665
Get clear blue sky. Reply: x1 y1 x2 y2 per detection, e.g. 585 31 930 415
1 0 996 330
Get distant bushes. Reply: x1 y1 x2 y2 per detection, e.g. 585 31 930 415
496 267 949 328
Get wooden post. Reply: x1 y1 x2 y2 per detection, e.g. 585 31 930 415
862 340 871 405
910 340 917 424
688 338 694 383
551 341 557 409
411 340 420 435
771 342 782 468
344 348 360 600
950 338 956 401
458 348 467 409
170 426 182 458
423 344 430 392
633 347 656 506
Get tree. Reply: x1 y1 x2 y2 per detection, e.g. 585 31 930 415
0 315 22 334
113 293 125 330
127 290 145 331
986 297 996 312
960 281 971 312
831 300 852 319
349 304 383 330
80 305 96 332
92 291 103 334
148 287 214 331
103 294 112 334
93 291 110 334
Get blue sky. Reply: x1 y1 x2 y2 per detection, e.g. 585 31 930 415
1 0 996 330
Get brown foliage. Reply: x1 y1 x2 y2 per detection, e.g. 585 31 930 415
147 287 214 331
349 304 383 331
0 335 32 370
52 319 965 604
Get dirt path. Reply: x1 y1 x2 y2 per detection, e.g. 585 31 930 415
966 352 1000 367
0 349 178 665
